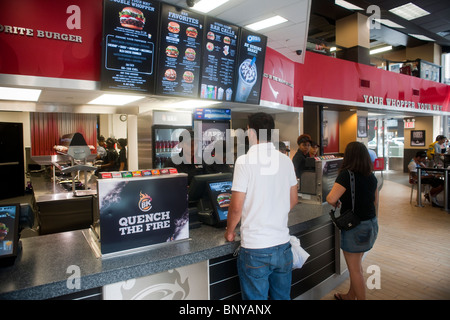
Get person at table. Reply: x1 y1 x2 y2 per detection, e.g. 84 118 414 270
408 151 444 207
427 135 446 167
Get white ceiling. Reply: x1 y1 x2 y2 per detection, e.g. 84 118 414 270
163 0 311 64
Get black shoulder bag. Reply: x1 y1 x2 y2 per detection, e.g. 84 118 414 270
329 170 361 231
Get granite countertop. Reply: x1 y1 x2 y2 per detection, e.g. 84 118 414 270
0 201 331 300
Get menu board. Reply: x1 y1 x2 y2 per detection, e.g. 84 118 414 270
156 4 204 98
200 17 239 101
234 29 267 104
101 0 160 93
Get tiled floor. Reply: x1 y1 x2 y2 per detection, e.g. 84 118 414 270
321 171 450 300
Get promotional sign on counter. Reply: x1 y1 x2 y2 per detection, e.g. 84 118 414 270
155 4 204 98
98 174 188 255
101 0 160 93
200 17 239 101
234 29 267 104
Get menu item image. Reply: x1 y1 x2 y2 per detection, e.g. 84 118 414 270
168 21 180 33
166 46 179 58
119 7 146 30
185 48 196 61
101 0 159 93
183 71 195 83
235 57 258 102
165 69 177 81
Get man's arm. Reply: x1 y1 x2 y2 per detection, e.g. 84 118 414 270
290 185 298 210
224 191 245 242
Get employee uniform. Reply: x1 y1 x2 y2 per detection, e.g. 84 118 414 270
231 142 298 299
292 149 309 179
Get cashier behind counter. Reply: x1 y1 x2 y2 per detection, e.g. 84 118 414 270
165 139 234 184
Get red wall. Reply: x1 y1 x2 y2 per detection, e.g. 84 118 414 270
0 0 102 80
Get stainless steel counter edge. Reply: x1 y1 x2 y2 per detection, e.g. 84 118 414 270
0 203 331 300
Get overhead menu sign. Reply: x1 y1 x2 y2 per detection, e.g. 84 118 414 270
101 0 159 93
200 17 239 102
156 4 204 98
234 29 267 104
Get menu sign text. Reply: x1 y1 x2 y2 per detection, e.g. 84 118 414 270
234 29 267 104
101 0 159 93
156 4 204 98
200 17 239 101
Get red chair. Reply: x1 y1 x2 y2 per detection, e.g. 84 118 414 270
373 157 385 171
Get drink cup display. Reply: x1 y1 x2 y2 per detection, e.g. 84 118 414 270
235 58 257 102
226 88 233 101
218 87 224 100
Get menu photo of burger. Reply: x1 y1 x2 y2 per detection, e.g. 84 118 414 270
119 7 146 30
217 193 231 208
183 71 195 84
207 31 215 41
185 48 196 61
0 222 8 241
186 27 198 38
166 45 179 58
168 21 180 34
164 69 177 81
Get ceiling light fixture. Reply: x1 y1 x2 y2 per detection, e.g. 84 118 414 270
88 94 145 106
192 0 229 13
375 19 405 28
0 87 42 102
370 46 393 55
246 15 288 31
335 0 363 11
389 2 430 20
409 34 435 41
166 99 221 109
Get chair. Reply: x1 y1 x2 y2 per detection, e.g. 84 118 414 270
409 174 430 204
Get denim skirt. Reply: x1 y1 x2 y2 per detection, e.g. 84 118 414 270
341 217 378 253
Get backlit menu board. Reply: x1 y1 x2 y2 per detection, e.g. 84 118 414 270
234 29 267 104
200 17 239 101
156 4 204 98
101 0 160 93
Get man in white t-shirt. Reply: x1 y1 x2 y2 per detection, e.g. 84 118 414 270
224 112 298 300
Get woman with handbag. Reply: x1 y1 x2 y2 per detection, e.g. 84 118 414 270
326 141 379 300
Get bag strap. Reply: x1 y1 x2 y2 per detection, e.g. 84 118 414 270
348 170 355 211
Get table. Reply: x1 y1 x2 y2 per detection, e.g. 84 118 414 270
416 167 450 212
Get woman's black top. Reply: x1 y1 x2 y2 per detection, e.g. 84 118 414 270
335 170 377 221
292 150 309 179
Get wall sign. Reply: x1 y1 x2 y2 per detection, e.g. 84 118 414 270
411 130 425 147
155 4 204 98
200 17 239 101
234 29 267 104
101 0 160 93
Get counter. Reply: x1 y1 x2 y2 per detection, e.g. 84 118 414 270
0 201 337 300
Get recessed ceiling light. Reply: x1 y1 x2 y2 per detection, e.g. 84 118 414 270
389 2 430 20
370 46 393 55
375 19 405 28
166 99 221 109
409 34 435 41
88 94 144 106
0 87 41 102
335 0 363 11
246 15 288 31
192 0 229 13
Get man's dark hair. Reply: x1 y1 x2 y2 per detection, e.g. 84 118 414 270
248 112 275 142
415 151 426 158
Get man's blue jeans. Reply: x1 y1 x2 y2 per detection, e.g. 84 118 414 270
237 242 293 300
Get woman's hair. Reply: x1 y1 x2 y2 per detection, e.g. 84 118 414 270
340 141 373 176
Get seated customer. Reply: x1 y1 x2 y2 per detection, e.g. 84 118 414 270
408 151 444 207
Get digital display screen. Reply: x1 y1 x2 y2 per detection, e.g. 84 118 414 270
200 17 239 101
101 0 160 93
234 28 267 104
207 181 232 222
0 204 19 258
155 4 204 98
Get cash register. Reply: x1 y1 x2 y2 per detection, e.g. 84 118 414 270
188 173 232 227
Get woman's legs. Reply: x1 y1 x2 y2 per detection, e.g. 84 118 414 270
341 251 365 300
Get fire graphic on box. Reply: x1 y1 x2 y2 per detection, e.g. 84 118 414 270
139 191 152 212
